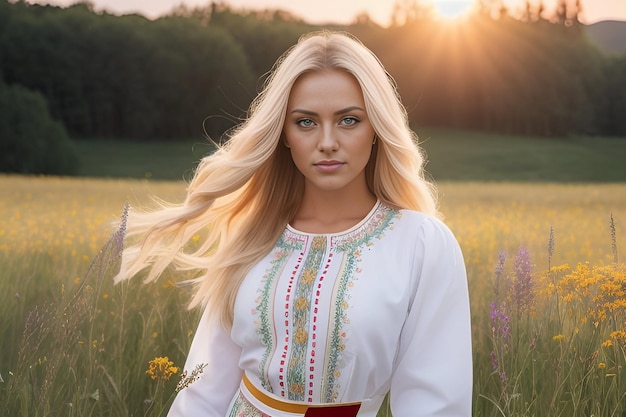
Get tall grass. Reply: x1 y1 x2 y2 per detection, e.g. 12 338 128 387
0 176 624 416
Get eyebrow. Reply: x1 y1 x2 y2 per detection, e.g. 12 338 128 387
290 106 366 116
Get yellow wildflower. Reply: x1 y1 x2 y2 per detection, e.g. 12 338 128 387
552 334 565 342
146 356 179 381
598 362 607 369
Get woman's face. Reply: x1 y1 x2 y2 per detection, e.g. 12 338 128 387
284 69 375 197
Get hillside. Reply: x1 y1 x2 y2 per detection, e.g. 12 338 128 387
586 20 626 53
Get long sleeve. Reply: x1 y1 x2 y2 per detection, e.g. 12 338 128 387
390 217 472 416
167 306 243 417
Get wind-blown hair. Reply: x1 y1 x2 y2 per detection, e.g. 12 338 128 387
115 31 438 326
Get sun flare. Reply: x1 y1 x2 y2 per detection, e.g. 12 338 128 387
433 0 473 20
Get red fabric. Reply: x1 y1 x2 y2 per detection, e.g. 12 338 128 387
304 404 361 417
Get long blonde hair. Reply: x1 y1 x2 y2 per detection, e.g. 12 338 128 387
115 30 438 327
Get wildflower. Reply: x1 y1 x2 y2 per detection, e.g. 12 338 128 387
146 356 179 381
489 351 499 371
552 334 565 342
493 251 507 298
609 330 626 346
176 363 207 392
610 212 618 264
598 362 607 369
113 204 129 256
499 370 508 386
89 389 99 401
490 301 510 340
512 247 534 314
548 225 555 268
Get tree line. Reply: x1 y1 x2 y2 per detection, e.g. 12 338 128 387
0 0 625 173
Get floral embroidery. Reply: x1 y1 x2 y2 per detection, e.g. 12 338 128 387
286 235 327 401
228 391 270 417
323 204 400 401
252 203 400 402
255 232 304 391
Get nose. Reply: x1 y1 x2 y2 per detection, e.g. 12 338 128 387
317 126 338 152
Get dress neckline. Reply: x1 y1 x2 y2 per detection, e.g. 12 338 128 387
286 200 381 238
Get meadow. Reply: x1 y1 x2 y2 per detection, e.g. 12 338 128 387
1 174 625 416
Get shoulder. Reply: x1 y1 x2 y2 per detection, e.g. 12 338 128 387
394 209 459 245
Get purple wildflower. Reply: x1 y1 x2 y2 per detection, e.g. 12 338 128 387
490 351 499 371
512 247 534 314
490 301 510 340
114 203 130 257
494 251 507 298
499 370 508 386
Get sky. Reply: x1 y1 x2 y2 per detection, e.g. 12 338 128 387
24 0 626 25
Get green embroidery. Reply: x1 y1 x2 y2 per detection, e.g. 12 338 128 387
228 391 270 417
252 204 400 402
323 205 400 401
286 235 327 401
256 232 303 392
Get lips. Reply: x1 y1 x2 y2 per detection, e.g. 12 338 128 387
314 160 345 172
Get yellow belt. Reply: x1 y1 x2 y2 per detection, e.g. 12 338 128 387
242 373 362 415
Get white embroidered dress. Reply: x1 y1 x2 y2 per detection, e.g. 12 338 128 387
167 202 472 417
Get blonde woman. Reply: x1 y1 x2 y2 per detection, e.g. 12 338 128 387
116 31 472 417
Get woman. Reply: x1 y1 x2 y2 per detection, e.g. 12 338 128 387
116 31 472 416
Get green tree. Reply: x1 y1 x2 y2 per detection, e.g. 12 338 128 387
0 82 79 175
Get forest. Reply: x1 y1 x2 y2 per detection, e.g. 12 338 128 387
0 0 625 173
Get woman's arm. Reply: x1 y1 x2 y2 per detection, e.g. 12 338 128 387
390 217 472 417
167 307 243 417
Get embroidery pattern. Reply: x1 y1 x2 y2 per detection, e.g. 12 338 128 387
323 205 400 401
255 232 304 391
228 391 270 417
286 235 328 401
252 203 401 403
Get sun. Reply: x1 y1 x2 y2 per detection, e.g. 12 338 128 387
432 0 474 20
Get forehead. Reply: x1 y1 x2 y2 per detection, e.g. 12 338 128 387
287 69 365 108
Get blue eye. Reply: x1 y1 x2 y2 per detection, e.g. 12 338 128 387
297 118 314 128
341 117 359 126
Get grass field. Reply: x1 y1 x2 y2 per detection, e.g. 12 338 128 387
74 128 626 182
1 174 624 416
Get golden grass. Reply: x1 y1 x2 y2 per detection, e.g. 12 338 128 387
0 175 624 416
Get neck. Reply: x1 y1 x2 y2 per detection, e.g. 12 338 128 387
291 187 377 234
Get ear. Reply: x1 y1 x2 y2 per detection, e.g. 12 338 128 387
281 132 290 148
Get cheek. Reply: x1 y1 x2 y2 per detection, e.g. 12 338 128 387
283 126 300 148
